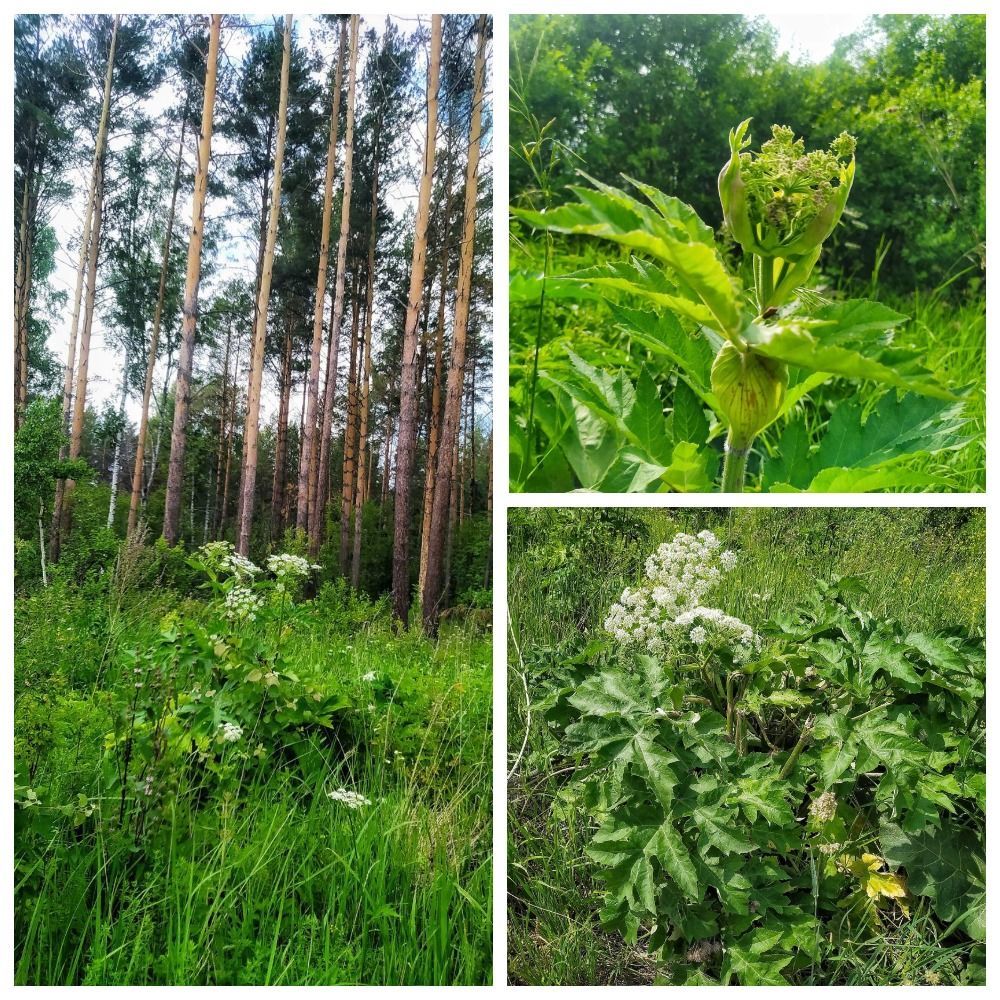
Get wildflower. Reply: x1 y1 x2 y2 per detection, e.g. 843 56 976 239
361 670 377 683
818 842 842 856
327 787 372 810
923 970 942 986
224 584 263 622
809 790 838 824
220 721 243 743
604 533 756 659
267 552 314 580
719 119 856 261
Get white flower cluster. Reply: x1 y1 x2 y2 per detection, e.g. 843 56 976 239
809 790 838 824
361 670 377 683
266 552 320 580
220 721 243 743
327 787 372 809
199 540 260 580
224 584 264 622
604 530 759 659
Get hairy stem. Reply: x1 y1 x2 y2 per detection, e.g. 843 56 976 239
721 430 752 493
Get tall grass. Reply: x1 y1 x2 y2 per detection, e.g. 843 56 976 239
507 507 985 985
15 576 492 986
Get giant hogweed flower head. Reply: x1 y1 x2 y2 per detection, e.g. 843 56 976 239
604 531 759 659
719 119 856 261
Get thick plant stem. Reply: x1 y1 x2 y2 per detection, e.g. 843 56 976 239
721 431 751 493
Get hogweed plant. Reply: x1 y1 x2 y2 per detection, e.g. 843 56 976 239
511 121 969 492
541 532 985 983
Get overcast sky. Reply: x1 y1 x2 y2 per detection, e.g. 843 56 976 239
768 13 871 63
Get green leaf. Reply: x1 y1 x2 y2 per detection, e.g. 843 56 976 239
623 367 673 466
512 178 745 339
509 270 603 303
646 819 701 900
745 314 954 399
609 301 718 401
691 804 755 854
669 378 709 445
549 395 620 490
880 822 985 941
813 394 968 472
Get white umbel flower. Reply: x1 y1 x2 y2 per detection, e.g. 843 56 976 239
220 721 243 743
327 787 372 809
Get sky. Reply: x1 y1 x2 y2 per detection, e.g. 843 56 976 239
768 13 871 63
40 13 493 431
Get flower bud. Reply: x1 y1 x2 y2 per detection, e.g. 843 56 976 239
718 119 855 261
711 344 787 444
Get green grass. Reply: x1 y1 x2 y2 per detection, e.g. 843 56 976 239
15 566 492 985
507 507 985 986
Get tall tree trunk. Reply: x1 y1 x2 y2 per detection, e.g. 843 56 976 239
14 138 36 430
51 14 119 558
444 432 459 606
468 337 477 517
270 312 293 542
337 276 362 571
163 14 222 546
128 113 187 535
297 19 346 534
145 349 173 501
61 180 105 543
380 414 393 511
351 141 380 589
391 14 441 626
484 431 492 588
422 15 487 636
106 364 129 529
218 333 243 538
418 156 454 597
236 14 292 557
310 16 359 558
212 322 232 539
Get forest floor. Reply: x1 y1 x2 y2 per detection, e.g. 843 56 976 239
14 549 492 986
507 507 985 986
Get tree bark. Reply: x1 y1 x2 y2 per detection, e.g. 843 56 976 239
212 321 232 539
270 312 293 541
50 14 119 558
296 19 346 534
106 364 129 528
162 14 222 546
62 180 105 542
337 275 362 571
235 14 292 557
310 16 360 559
128 113 186 536
14 134 36 431
217 332 243 538
422 15 487 636
418 157 454 597
351 142 380 589
391 14 441 626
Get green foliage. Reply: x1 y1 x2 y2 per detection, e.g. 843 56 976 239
508 509 984 986
511 176 973 492
14 398 87 542
510 14 984 494
14 543 491 985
